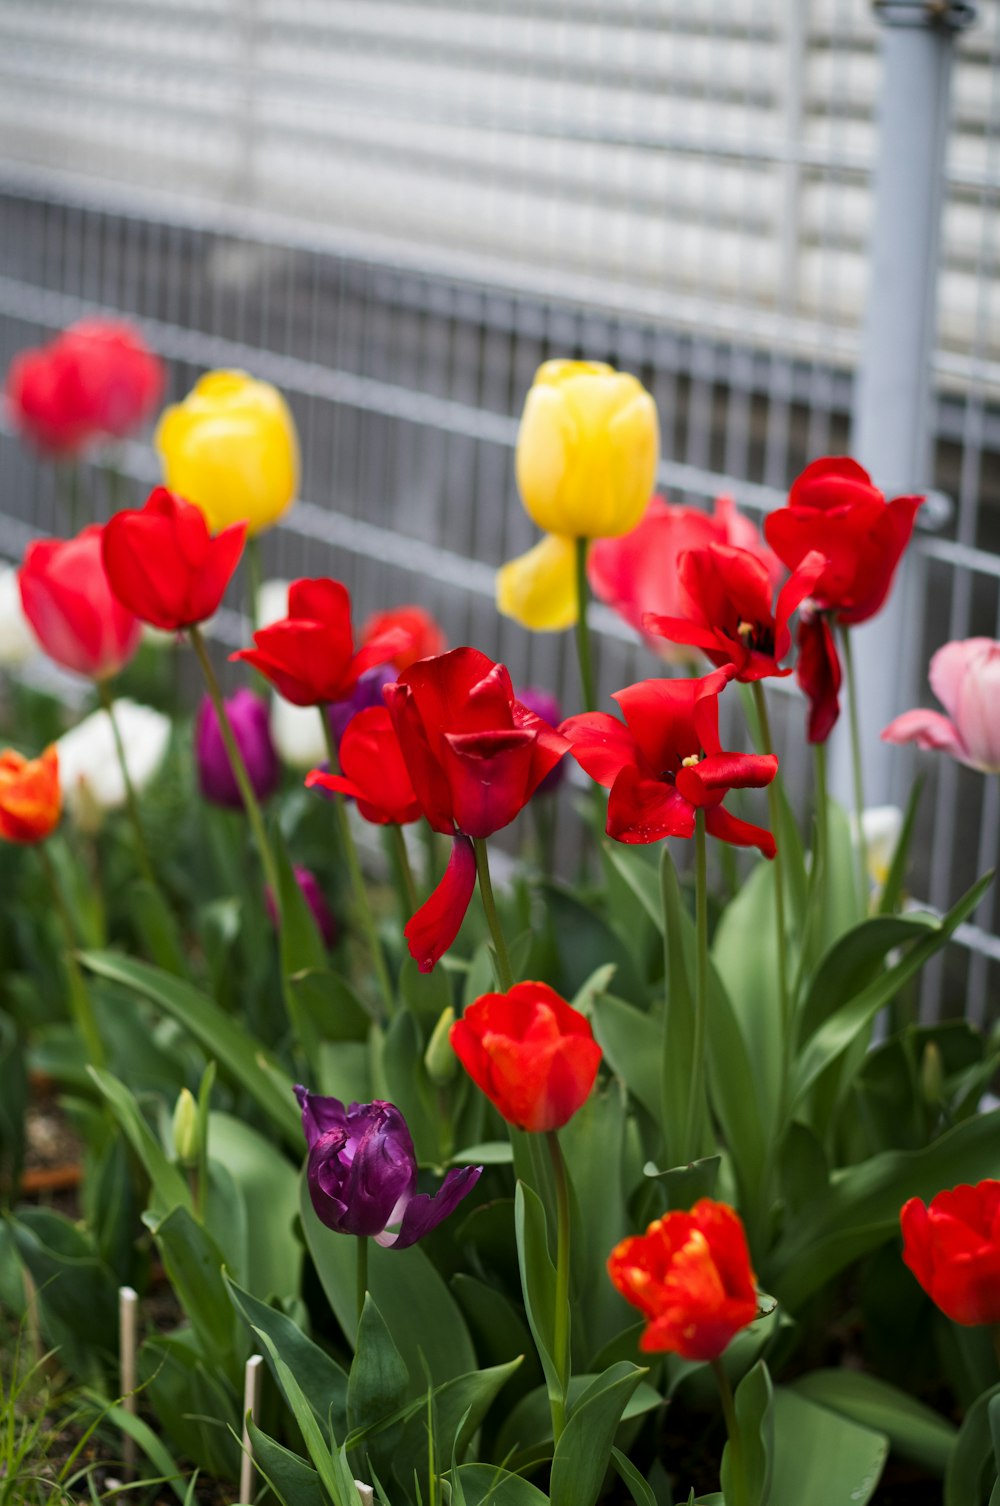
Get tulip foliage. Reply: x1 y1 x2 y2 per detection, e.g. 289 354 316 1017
2 337 1000 1506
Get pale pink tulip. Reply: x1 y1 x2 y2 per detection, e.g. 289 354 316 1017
882 638 1000 773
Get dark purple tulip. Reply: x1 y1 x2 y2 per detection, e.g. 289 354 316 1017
516 686 565 794
196 689 280 808
295 1086 481 1248
266 865 338 947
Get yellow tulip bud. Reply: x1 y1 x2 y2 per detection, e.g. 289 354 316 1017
155 369 299 536
515 360 659 540
496 533 578 631
172 1087 200 1169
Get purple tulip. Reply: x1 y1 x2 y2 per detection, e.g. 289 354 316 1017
266 865 338 947
516 686 565 794
328 665 398 747
196 690 280 808
296 1086 481 1248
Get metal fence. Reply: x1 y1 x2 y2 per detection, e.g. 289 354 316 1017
0 1 999 1018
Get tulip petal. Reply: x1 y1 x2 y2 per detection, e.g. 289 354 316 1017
606 765 695 844
676 752 778 806
704 803 776 859
881 708 968 762
404 833 477 972
378 1165 483 1248
560 711 641 788
496 533 578 631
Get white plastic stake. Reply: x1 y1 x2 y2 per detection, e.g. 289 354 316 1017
354 1485 375 1506
118 1286 139 1476
239 1353 264 1503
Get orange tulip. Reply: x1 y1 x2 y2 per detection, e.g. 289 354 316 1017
0 745 61 843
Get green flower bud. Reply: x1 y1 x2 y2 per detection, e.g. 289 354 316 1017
173 1087 200 1169
920 1040 944 1108
424 1006 457 1087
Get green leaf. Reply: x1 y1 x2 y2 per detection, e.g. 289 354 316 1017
790 875 994 1110
878 776 924 917
713 860 784 1130
226 1272 349 1438
80 951 301 1148
402 1357 524 1473
87 1066 192 1217
252 1326 360 1506
540 879 644 1004
85 1394 187 1503
560 1079 632 1360
770 1387 887 1506
590 994 661 1122
289 969 372 1044
514 1181 561 1409
0 1009 26 1198
347 1293 411 1470
8 1209 118 1383
797 914 937 1047
768 1108 1000 1308
453 1465 550 1505
207 1111 301 1301
496 1373 661 1465
792 1369 956 1475
275 824 328 977
611 1447 658 1506
144 1205 239 1372
139 1332 240 1480
656 845 696 1167
381 1007 440 1164
549 1361 648 1506
246 1418 327 1506
721 1359 772 1506
945 1382 1000 1506
127 878 189 977
299 1172 476 1389
571 962 619 1016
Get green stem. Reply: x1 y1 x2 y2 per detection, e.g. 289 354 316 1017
752 683 790 1045
791 741 829 1011
320 713 396 1017
37 845 105 1069
840 625 869 914
682 814 709 1163
245 535 263 634
97 681 155 886
546 1130 572 1446
188 625 281 901
356 1235 369 1335
711 1359 749 1506
388 822 419 913
472 838 513 990
573 536 596 713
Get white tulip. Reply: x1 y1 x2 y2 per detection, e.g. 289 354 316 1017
270 693 327 770
57 699 171 832
0 566 39 668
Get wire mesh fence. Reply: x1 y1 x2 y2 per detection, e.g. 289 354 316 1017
0 1 999 1017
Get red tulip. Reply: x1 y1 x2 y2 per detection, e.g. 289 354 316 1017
19 525 141 680
305 706 421 825
589 494 781 648
362 604 447 671
232 578 401 707
797 606 842 744
6 319 163 456
901 1181 1000 1326
644 543 825 682
765 457 922 626
608 1200 758 1360
0 745 61 844
561 668 778 854
449 982 602 1132
102 488 245 632
384 647 569 970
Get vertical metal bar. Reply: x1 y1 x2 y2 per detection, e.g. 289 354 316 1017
836 1 975 808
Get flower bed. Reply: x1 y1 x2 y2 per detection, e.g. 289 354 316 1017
0 332 998 1505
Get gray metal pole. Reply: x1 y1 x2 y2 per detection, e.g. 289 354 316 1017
833 0 975 811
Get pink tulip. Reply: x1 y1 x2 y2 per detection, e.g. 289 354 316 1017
882 638 1000 774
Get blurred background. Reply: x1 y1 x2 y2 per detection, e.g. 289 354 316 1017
0 0 998 1018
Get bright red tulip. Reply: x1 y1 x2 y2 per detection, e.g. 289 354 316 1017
384 647 568 970
644 543 825 682
765 458 922 626
450 982 602 1132
0 746 61 844
305 706 421 826
233 578 401 707
19 525 141 680
901 1181 1000 1326
561 668 777 854
102 488 245 632
608 1200 758 1360
6 319 163 456
589 494 781 648
796 606 842 744
362 604 447 671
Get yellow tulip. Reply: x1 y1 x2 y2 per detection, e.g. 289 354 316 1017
515 359 659 539
155 370 299 535
496 533 577 631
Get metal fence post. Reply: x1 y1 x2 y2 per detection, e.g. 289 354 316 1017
833 0 975 811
